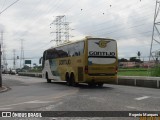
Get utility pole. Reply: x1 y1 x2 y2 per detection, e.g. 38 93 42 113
150 0 160 64
1 31 7 72
13 49 16 69
20 39 24 69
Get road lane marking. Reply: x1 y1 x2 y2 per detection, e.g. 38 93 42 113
45 102 64 110
152 96 160 99
135 96 150 101
0 102 28 107
0 108 12 110
0 100 52 108
47 89 79 100
126 106 136 109
25 100 53 104
0 89 79 108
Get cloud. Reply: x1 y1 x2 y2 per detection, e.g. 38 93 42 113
0 24 5 31
0 0 158 68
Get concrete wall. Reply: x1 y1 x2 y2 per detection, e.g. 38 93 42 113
118 76 160 88
18 72 42 78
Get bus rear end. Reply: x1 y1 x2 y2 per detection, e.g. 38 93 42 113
84 38 118 86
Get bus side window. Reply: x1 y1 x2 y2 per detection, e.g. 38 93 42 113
79 41 84 55
68 45 73 56
74 52 79 56
42 51 46 68
46 49 58 59
58 47 68 58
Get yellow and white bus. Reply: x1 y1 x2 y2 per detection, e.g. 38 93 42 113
41 37 118 87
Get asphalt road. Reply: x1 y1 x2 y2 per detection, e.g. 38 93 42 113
0 74 160 120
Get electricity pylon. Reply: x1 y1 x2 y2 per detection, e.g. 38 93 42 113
150 0 160 64
50 15 70 46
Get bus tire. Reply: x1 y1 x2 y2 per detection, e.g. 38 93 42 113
97 83 104 87
66 73 71 86
46 72 51 83
88 83 96 87
70 74 78 87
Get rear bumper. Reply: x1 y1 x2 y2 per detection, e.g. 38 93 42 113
83 74 117 83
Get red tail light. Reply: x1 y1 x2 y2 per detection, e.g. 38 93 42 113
84 66 88 74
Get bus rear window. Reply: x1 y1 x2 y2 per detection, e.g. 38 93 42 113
88 39 117 64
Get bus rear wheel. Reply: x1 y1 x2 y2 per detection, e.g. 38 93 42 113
70 74 78 87
46 72 51 83
88 83 96 87
66 74 71 86
97 83 104 87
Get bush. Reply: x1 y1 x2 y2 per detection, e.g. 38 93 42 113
150 65 160 77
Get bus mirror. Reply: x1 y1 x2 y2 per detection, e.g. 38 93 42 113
39 57 42 64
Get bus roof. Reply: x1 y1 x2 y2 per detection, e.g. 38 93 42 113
47 37 116 51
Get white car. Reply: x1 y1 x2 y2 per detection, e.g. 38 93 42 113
10 69 16 75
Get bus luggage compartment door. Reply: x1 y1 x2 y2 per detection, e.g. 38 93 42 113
78 67 83 81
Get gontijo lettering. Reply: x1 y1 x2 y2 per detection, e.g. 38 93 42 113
59 59 71 65
89 51 115 56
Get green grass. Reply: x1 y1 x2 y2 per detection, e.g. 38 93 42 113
150 66 160 77
118 70 149 76
118 68 147 72
118 67 160 77
118 68 149 76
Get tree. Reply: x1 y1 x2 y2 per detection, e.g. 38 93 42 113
137 51 141 60
33 63 37 66
118 58 128 62
130 57 137 62
129 57 141 62
22 65 30 70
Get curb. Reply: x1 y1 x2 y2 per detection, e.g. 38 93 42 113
118 76 160 89
0 86 10 93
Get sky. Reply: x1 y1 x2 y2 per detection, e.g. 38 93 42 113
0 0 159 69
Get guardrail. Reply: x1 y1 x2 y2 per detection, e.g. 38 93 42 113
18 72 42 78
118 76 160 88
18 72 160 89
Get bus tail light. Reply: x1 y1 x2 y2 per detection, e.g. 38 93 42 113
84 66 88 74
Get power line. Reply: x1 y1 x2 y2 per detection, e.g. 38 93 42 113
14 0 64 32
0 0 7 12
10 0 149 37
1 0 151 42
81 11 154 34
114 31 152 39
0 0 20 15
67 0 151 27
74 10 154 37
6 57 41 60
